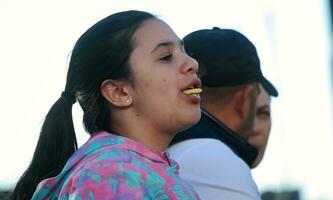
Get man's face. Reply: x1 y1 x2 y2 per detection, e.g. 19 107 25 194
248 84 272 167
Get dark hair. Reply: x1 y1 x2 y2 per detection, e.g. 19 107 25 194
11 10 156 200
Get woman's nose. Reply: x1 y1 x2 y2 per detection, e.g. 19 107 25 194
181 54 199 74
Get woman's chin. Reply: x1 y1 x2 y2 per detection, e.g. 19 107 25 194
179 109 201 132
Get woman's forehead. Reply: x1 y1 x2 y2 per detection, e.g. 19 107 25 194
132 19 180 52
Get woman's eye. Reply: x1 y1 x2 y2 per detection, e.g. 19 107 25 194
160 54 173 61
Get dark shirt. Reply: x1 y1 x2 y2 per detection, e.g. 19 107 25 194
171 109 258 167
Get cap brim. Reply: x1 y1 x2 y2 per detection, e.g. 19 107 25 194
260 76 278 97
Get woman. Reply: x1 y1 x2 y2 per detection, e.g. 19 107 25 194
11 10 202 199
248 84 276 168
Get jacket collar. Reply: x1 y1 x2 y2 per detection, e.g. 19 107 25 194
171 109 258 167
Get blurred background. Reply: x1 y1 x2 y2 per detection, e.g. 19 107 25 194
0 0 332 199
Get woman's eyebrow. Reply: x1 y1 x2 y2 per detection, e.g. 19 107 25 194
151 40 183 53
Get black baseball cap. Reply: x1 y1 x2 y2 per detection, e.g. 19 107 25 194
184 27 278 97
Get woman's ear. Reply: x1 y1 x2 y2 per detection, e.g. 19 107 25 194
234 85 254 119
100 79 132 107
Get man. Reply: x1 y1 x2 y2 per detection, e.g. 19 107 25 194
167 27 278 200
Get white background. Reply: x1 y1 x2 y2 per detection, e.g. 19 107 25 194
0 0 332 199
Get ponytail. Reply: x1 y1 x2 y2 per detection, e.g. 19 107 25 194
10 92 78 200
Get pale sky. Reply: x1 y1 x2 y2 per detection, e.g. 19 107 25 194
0 0 332 199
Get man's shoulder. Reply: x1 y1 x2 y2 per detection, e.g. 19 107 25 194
167 138 257 189
167 139 260 200
168 138 230 153
167 138 242 166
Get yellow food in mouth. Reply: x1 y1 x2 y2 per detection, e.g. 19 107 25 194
182 88 202 95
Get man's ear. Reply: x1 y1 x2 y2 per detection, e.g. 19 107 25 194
234 85 254 119
100 79 132 107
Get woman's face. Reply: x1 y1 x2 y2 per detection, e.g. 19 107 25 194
128 19 201 135
248 84 271 168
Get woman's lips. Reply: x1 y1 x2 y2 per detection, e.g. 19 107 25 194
181 92 201 104
181 78 202 104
